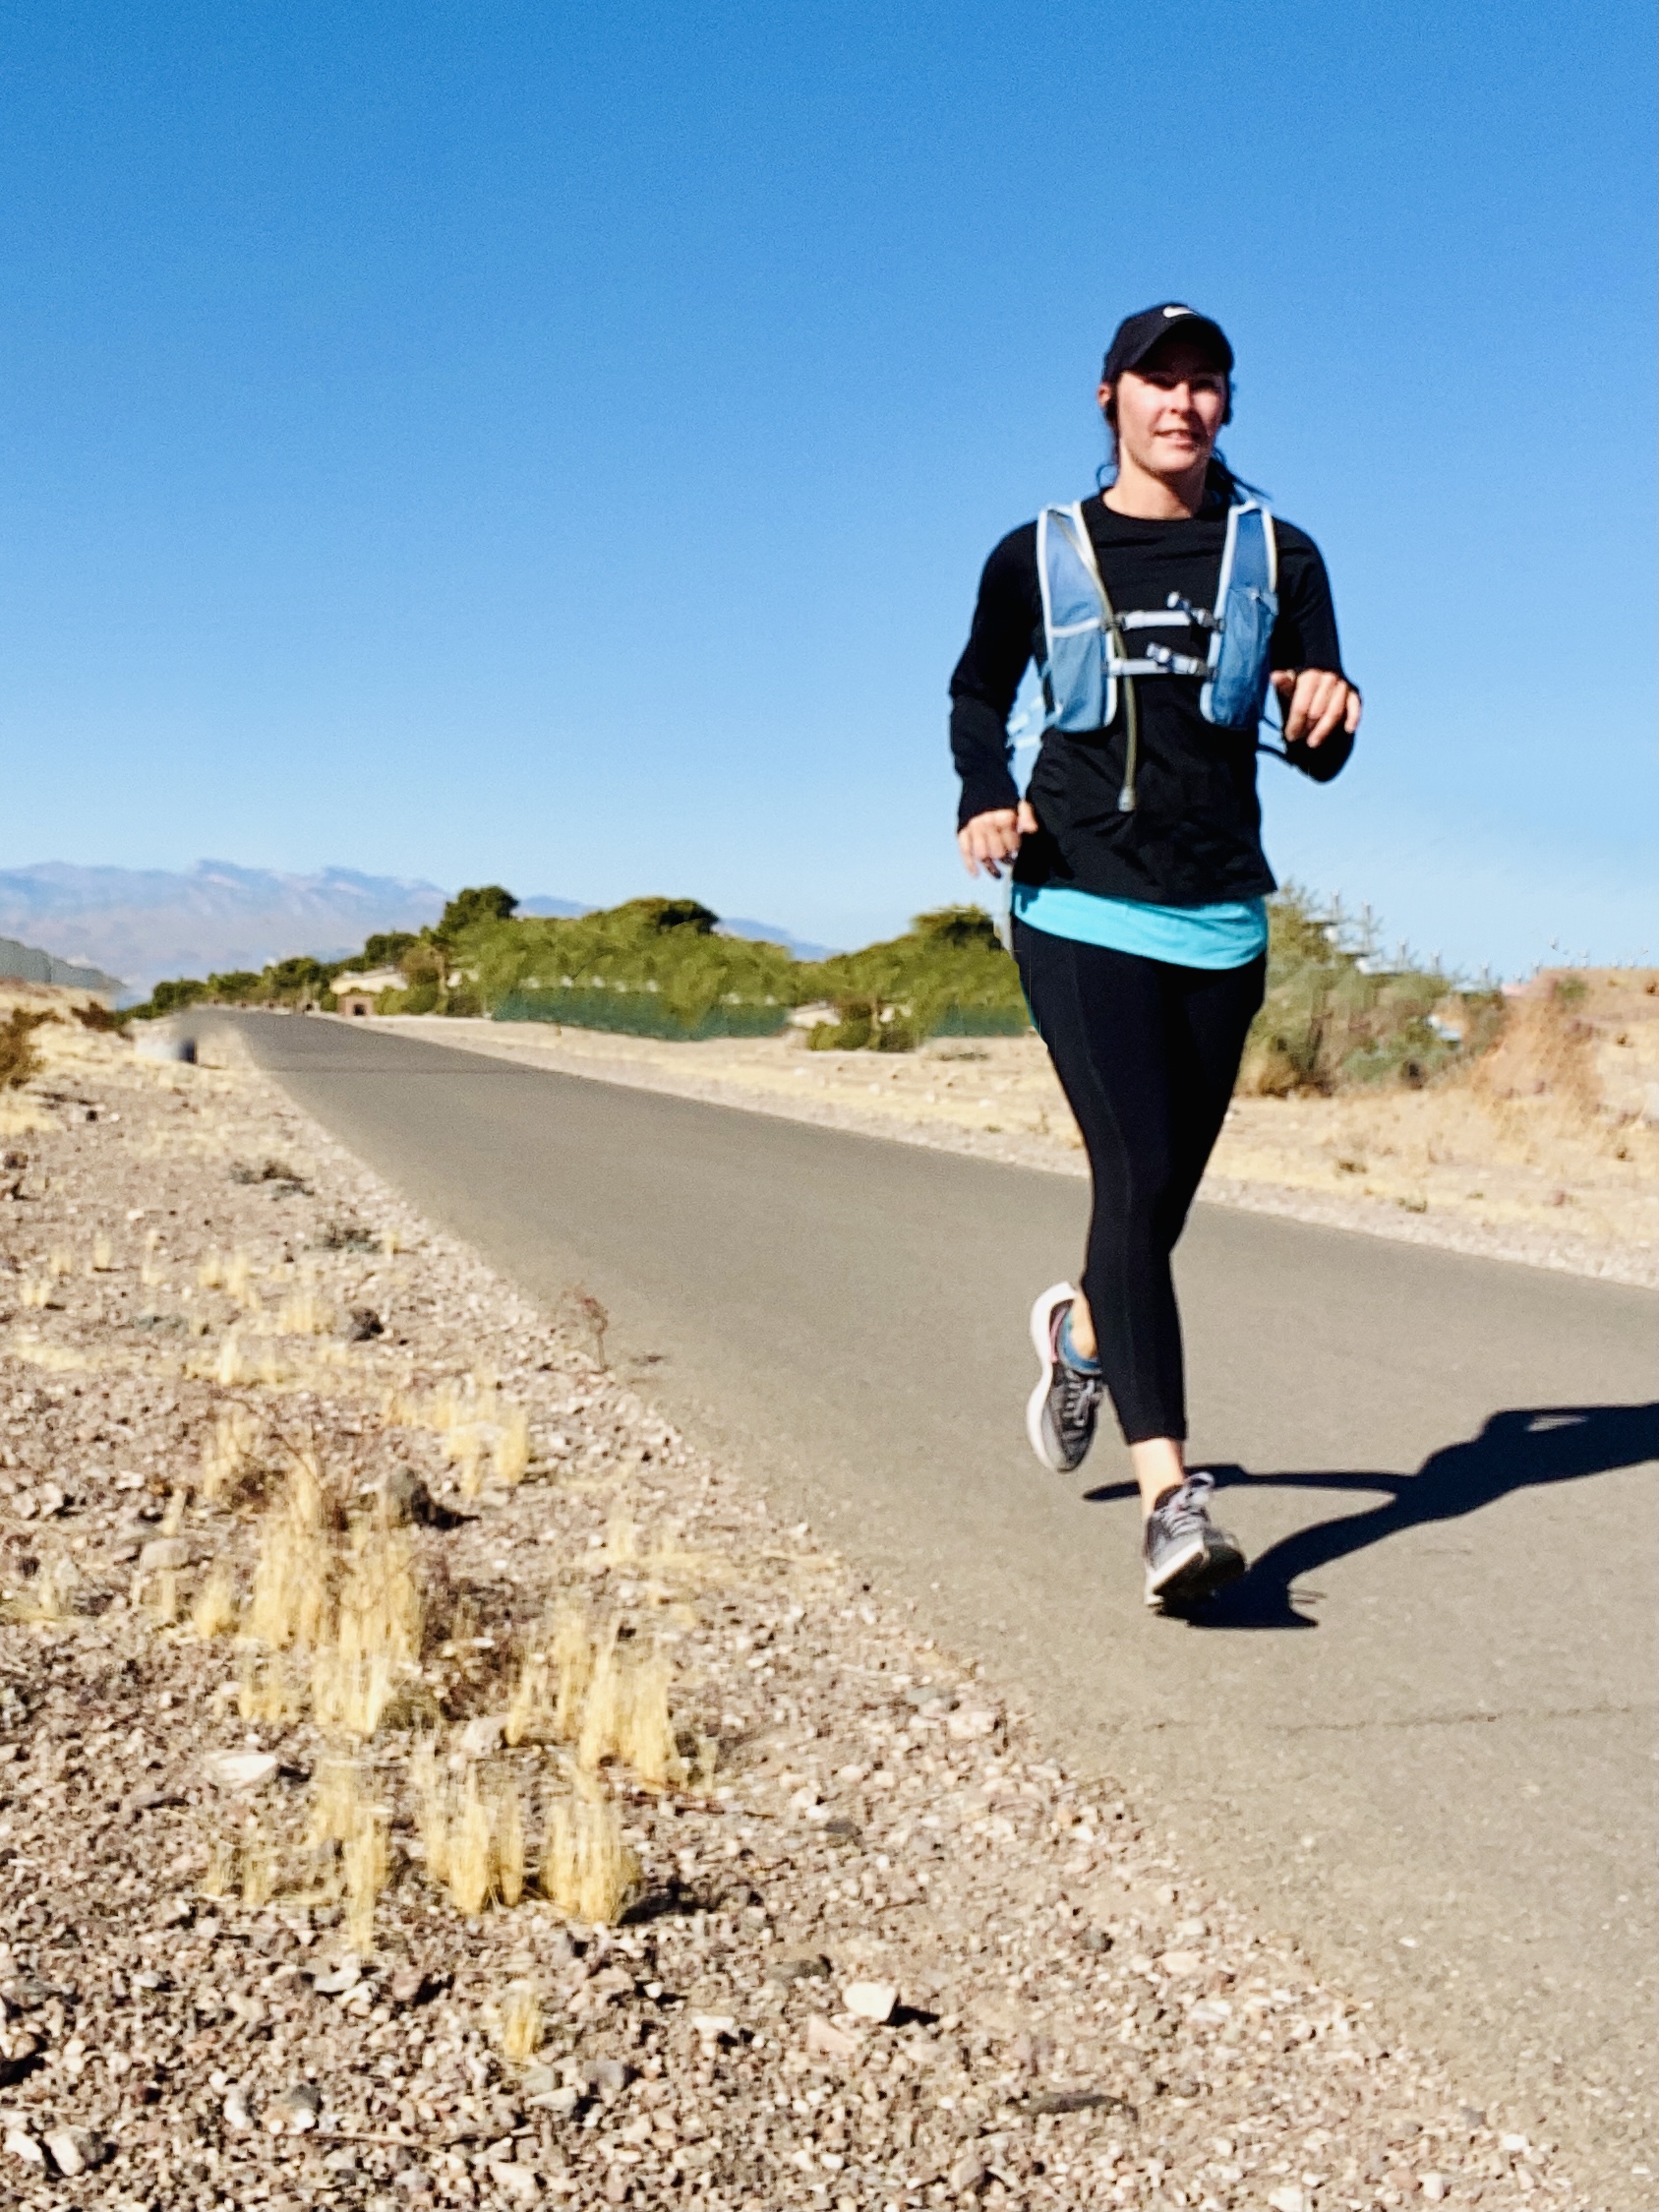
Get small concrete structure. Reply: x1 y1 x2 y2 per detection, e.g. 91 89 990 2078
330 968 404 1018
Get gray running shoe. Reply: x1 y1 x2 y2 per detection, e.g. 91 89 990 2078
1025 1282 1104 1474
1143 1471 1246 1610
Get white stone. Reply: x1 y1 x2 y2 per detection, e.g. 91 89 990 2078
493 2165 538 2201
1159 1949 1206 1977
1421 2178 1449 2203
843 1981 898 2023
689 2013 736 2041
1268 2190 1308 2212
804 2015 858 2061
5 2129 45 2167
458 1714 506 1760
204 1751 278 1790
946 1707 998 1741
138 1536 193 1572
44 2126 96 2177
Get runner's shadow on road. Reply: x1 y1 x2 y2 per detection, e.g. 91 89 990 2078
1082 1402 1659 1630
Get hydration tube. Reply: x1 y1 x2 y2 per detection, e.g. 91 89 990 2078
1094 570 1140 813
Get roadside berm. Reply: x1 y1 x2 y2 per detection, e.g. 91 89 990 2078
0 1011 1587 2206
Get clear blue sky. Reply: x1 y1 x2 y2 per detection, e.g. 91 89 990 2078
1 0 1652 975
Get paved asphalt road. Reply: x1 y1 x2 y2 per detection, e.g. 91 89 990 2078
235 1013 1656 2187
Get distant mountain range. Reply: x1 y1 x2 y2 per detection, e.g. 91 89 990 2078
0 863 447 996
0 863 831 995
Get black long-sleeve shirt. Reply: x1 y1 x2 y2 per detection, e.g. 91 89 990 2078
949 490 1353 907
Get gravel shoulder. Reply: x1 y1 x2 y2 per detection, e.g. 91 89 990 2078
361 1010 1657 1289
0 1016 1602 2208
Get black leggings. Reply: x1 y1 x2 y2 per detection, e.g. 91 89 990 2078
1014 922 1266 1445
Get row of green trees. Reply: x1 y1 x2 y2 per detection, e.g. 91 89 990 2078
133 882 1501 1089
132 887 1029 1044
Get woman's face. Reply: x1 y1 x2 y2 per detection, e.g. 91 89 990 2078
1098 338 1229 483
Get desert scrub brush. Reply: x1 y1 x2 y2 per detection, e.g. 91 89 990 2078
199 1835 236 1900
445 1769 497 1915
496 1980 543 2065
343 1811 389 1951
275 1285 332 1337
190 1562 238 1639
411 1737 449 1886
552 1605 594 1737
493 1405 531 1486
200 1402 261 1505
540 1775 639 1926
240 1818 277 1908
495 1780 527 1907
505 1643 556 1748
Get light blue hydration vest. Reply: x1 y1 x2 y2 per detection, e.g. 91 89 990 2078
1035 498 1278 810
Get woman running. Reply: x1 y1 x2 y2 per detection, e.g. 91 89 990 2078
950 303 1361 1611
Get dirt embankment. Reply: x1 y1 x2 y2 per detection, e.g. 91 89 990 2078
0 1013 1588 2206
371 968 1658 1287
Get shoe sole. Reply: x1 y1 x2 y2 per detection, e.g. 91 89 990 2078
1025 1281 1078 1473
1146 1531 1248 1612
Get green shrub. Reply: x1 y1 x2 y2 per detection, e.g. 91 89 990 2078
800 906 1027 1047
1240 889 1505 1096
462 896 796 1034
0 1007 54 1088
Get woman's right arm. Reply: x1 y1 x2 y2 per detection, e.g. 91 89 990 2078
949 529 1038 876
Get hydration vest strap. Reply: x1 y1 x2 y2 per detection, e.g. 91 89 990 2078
1201 500 1279 728
1105 652 1209 678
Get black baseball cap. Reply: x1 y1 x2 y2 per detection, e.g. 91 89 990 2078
1101 303 1233 384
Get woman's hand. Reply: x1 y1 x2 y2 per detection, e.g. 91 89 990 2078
959 801 1038 878
1270 668 1362 748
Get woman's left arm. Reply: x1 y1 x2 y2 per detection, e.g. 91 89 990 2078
1268 531 1361 780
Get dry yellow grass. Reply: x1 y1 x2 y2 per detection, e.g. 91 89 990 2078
236 1649 308 1726
574 1627 681 1785
200 1835 235 1899
5 1557 76 1625
275 1285 333 1337
200 1403 261 1503
18 1278 51 1309
505 1642 556 1748
411 1737 450 1885
190 1563 240 1637
494 1405 531 1486
89 1233 114 1274
497 1980 543 2063
244 1468 332 1650
552 1605 595 1737
495 1780 527 1907
307 1757 368 1848
446 1768 498 1914
541 1774 639 1925
240 1819 277 1908
344 1809 389 1950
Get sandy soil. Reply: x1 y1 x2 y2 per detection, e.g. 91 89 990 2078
366 969 1658 1288
0 1009 1591 2206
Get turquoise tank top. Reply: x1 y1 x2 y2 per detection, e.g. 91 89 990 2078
1012 881 1268 970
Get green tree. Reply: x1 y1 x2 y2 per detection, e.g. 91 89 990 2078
437 886 518 939
148 978 210 1016
361 931 418 969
